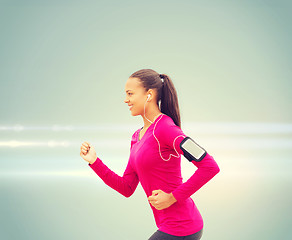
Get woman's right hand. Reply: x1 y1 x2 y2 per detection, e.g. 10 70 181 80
80 141 97 164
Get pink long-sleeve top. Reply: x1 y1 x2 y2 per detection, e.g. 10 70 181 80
89 114 220 236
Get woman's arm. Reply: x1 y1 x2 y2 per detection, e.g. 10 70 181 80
80 141 139 198
149 116 220 208
171 152 220 202
148 153 220 208
89 157 139 198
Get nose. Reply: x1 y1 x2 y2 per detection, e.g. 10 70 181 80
124 97 129 104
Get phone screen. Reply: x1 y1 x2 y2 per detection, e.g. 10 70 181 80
181 138 205 159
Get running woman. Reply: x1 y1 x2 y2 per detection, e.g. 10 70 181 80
80 69 220 240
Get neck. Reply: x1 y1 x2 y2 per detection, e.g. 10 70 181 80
142 107 162 129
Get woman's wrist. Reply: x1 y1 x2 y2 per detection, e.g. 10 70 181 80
170 192 177 204
89 157 97 165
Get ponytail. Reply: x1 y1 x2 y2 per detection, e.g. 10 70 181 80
160 74 181 128
129 69 181 128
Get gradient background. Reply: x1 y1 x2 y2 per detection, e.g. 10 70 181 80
0 0 291 239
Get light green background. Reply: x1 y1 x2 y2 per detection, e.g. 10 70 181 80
0 1 291 239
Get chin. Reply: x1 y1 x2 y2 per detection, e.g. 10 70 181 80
130 110 141 117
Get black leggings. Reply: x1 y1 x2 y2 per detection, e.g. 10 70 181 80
148 228 203 240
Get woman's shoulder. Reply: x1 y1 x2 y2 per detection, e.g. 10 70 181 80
154 114 185 146
157 114 178 129
154 114 182 136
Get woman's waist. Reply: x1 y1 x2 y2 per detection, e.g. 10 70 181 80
152 198 203 235
154 197 199 220
140 177 184 197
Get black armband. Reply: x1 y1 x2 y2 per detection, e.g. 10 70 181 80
180 137 207 162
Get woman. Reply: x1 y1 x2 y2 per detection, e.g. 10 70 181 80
80 69 220 240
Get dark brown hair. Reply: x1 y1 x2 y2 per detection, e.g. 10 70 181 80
129 69 181 127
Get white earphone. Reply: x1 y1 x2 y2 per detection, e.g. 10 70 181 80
144 94 153 123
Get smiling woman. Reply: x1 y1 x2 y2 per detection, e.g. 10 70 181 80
124 75 163 138
80 69 220 240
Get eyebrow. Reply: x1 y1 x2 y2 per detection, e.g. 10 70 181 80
125 90 133 93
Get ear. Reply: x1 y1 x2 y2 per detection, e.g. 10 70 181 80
147 89 155 102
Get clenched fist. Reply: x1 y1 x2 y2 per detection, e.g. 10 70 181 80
148 190 177 210
80 141 97 164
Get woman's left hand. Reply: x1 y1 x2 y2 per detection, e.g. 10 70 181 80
148 190 177 210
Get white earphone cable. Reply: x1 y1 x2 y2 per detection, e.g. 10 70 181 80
152 115 185 162
144 95 154 124
143 96 185 161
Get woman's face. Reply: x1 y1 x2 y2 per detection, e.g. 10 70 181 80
124 77 148 116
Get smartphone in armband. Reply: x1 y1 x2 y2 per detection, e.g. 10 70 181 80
180 137 207 162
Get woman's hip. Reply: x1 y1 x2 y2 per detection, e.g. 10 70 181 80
148 228 203 240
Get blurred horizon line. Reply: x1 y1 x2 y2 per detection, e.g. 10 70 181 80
1 122 292 134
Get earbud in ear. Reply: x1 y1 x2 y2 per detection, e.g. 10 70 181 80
147 94 151 100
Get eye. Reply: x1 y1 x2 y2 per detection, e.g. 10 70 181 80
127 92 133 96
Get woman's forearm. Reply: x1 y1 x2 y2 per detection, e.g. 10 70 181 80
172 153 220 202
89 157 139 198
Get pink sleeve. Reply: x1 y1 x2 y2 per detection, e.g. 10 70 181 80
88 131 139 198
154 118 186 155
157 117 220 202
172 153 220 202
89 157 139 198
